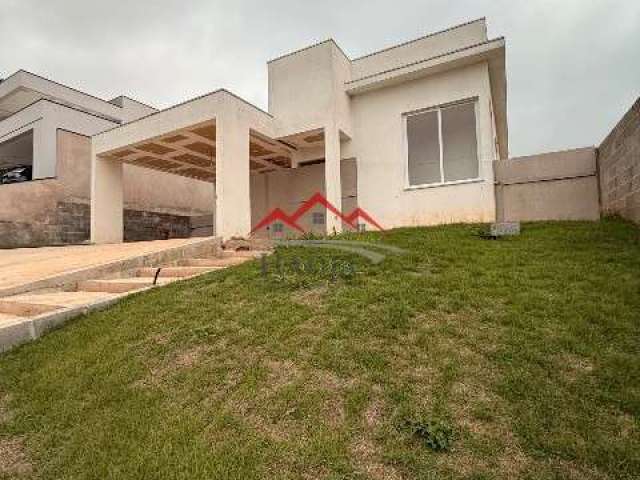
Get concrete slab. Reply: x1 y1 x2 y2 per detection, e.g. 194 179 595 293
0 312 23 326
3 291 118 308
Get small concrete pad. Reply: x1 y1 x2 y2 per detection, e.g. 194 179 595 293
490 222 521 237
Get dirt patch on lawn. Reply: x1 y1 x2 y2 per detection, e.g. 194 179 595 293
0 436 32 476
351 437 403 480
291 286 328 309
364 398 384 429
264 359 302 390
135 344 210 387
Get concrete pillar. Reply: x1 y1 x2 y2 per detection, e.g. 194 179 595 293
31 123 57 180
90 154 123 244
324 126 342 234
215 113 251 240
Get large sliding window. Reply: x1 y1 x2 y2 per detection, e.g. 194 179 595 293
406 101 479 187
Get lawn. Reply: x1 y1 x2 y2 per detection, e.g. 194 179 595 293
1 219 639 479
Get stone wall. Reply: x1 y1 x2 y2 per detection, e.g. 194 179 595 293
123 209 191 242
0 197 194 249
494 147 600 222
598 97 640 223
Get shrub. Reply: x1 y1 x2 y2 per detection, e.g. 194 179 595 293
404 417 454 452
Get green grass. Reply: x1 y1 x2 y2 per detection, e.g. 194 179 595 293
1 219 639 479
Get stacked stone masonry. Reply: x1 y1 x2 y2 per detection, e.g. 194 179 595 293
0 201 193 248
598 97 640 223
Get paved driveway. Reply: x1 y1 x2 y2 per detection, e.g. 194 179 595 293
0 238 206 292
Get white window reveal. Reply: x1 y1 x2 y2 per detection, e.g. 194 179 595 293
406 101 479 187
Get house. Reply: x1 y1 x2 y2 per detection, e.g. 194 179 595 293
91 17 507 242
0 72 214 247
1 18 507 245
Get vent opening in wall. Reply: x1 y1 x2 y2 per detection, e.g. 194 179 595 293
312 212 325 225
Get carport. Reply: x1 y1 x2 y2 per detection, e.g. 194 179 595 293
90 90 295 242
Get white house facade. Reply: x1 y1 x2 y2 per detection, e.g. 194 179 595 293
1 18 507 244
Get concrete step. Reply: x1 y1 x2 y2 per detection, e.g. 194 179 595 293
0 299 62 318
136 266 218 278
77 277 175 294
0 237 221 300
220 250 269 259
180 257 250 267
2 291 118 309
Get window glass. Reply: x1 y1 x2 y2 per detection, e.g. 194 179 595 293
407 111 440 185
405 102 478 186
441 103 478 182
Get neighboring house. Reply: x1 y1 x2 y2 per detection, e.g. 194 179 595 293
91 17 507 243
2 18 508 246
0 72 214 247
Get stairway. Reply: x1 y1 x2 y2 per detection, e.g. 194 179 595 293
0 248 269 352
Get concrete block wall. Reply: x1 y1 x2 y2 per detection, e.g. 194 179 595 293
0 191 194 248
495 147 600 222
598 97 640 223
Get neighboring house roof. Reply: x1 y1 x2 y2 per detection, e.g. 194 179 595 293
0 70 155 123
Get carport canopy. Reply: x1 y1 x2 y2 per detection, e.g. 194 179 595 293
90 89 295 243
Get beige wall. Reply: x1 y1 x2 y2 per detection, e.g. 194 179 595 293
250 159 357 235
495 147 600 222
0 178 64 224
268 41 353 137
58 130 213 215
350 62 497 228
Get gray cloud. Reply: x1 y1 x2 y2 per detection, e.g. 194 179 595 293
1 0 638 156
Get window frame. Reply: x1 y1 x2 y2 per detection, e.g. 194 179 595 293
403 97 481 190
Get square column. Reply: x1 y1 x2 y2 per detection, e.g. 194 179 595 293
90 154 123 244
324 126 342 234
215 113 251 240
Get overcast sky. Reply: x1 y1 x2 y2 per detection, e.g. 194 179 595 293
1 0 638 157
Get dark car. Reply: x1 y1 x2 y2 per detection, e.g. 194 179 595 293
1 165 32 184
